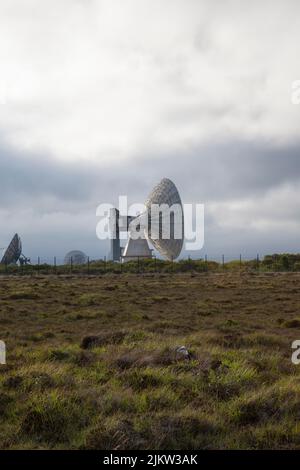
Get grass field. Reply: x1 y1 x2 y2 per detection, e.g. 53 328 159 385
1 272 300 449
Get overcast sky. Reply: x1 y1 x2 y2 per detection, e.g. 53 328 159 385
1 0 300 261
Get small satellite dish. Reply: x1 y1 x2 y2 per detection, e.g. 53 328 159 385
64 250 87 265
109 178 184 262
0 233 22 265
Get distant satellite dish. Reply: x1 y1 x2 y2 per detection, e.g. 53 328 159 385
64 250 87 265
110 178 184 262
0 234 22 265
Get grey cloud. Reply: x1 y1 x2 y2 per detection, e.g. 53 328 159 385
133 141 300 202
0 144 116 209
1 139 300 209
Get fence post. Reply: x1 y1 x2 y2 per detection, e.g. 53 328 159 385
257 254 260 271
87 256 90 275
54 256 57 274
222 254 225 270
70 256 73 273
240 254 242 269
205 254 208 272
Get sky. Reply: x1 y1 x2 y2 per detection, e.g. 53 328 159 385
0 0 300 262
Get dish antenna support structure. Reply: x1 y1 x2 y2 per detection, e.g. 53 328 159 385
109 178 184 262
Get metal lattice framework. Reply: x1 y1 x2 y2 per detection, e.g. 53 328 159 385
144 178 184 260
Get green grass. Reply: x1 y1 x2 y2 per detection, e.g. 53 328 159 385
1 272 300 449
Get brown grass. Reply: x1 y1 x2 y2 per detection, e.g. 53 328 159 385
0 272 300 449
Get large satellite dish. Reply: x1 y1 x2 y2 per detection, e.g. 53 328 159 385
144 178 184 260
109 178 184 262
64 250 88 265
0 233 22 265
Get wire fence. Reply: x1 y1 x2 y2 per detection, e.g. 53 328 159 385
0 253 300 276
